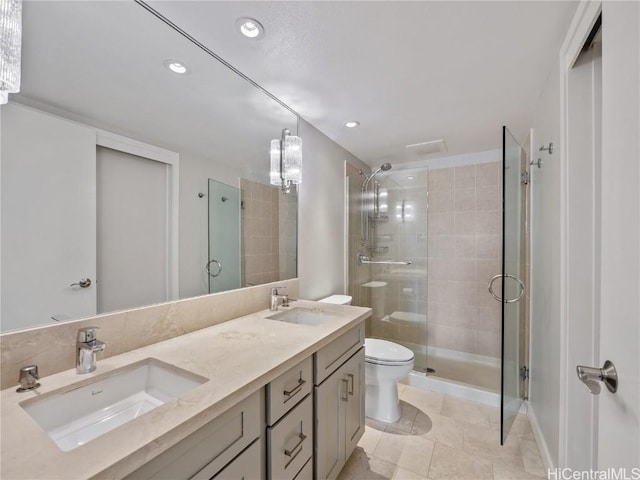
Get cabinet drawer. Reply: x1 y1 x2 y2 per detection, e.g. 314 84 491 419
266 356 313 425
125 390 262 480
209 438 263 480
314 323 364 385
293 457 312 480
267 394 313 480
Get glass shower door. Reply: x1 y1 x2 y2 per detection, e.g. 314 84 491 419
208 179 241 293
500 126 526 444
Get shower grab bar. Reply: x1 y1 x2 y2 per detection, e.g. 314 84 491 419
357 253 411 266
488 273 525 303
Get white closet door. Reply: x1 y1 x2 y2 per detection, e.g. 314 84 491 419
1 103 97 330
96 146 168 313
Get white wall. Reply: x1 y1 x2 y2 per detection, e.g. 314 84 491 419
528 62 562 468
297 119 368 300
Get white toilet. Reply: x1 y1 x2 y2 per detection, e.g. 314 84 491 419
363 338 414 423
318 295 415 424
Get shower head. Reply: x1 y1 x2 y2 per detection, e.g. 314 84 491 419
362 163 392 190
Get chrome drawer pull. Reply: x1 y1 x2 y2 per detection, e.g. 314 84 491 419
283 378 306 398
341 378 349 401
284 432 307 459
347 373 354 396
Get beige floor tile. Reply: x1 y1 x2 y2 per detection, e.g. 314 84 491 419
492 461 545 479
389 401 420 433
440 395 497 426
373 430 435 476
411 411 464 450
518 434 546 477
391 466 429 480
339 447 397 480
368 416 394 432
359 425 384 454
400 386 445 415
492 412 533 436
462 422 525 470
427 443 493 480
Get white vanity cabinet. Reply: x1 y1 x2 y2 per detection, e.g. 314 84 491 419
266 357 314 480
124 390 264 480
122 321 366 480
314 325 365 480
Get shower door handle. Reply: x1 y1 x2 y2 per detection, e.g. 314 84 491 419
206 259 222 277
488 274 525 303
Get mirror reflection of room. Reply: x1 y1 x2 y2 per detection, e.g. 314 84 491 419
0 1 298 332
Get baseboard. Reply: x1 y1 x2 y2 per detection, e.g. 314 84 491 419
527 403 555 473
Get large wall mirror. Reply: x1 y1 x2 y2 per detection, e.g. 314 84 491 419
0 1 298 333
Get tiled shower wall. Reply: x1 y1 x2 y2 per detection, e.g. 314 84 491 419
427 162 502 359
241 178 298 287
241 179 280 286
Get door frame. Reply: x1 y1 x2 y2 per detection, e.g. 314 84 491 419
558 0 602 468
96 130 180 301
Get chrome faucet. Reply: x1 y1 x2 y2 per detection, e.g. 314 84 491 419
270 286 289 311
76 326 106 374
17 365 40 392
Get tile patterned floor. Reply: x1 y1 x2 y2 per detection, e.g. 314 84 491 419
338 384 546 480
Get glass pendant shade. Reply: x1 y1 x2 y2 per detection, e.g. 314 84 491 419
0 0 22 105
283 135 302 184
269 139 282 186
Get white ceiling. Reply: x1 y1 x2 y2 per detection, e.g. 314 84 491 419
151 1 579 167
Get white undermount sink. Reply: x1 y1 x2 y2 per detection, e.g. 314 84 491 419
267 307 341 326
20 358 208 452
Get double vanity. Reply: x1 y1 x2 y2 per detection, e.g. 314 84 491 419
0 299 370 480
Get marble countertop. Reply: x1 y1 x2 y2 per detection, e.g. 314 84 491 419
0 300 370 480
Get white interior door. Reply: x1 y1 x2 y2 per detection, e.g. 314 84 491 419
565 34 602 469
0 103 96 330
597 1 639 469
96 146 168 313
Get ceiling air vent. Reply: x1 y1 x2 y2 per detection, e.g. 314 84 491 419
405 139 447 157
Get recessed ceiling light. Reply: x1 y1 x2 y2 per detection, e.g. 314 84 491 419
163 59 190 75
344 121 360 128
236 17 264 39
407 176 415 180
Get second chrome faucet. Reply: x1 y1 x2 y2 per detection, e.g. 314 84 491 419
76 326 106 374
270 287 289 311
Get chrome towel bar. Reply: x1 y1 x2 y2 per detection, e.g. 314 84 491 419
357 253 411 266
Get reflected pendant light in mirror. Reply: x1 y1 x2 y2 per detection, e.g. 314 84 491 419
0 0 22 104
270 128 302 193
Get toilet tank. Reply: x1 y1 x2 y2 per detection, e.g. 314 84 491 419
318 295 352 305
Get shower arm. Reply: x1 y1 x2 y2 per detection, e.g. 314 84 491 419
357 253 411 266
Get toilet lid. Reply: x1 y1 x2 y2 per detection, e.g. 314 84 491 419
365 338 414 363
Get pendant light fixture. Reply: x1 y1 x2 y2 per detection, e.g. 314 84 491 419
270 128 302 193
0 0 22 105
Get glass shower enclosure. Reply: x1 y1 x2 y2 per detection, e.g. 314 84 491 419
207 178 241 293
347 125 527 444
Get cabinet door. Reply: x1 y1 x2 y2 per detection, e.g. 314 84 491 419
314 374 346 480
211 439 263 480
343 348 365 458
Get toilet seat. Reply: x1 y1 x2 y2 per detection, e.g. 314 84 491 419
364 338 414 366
